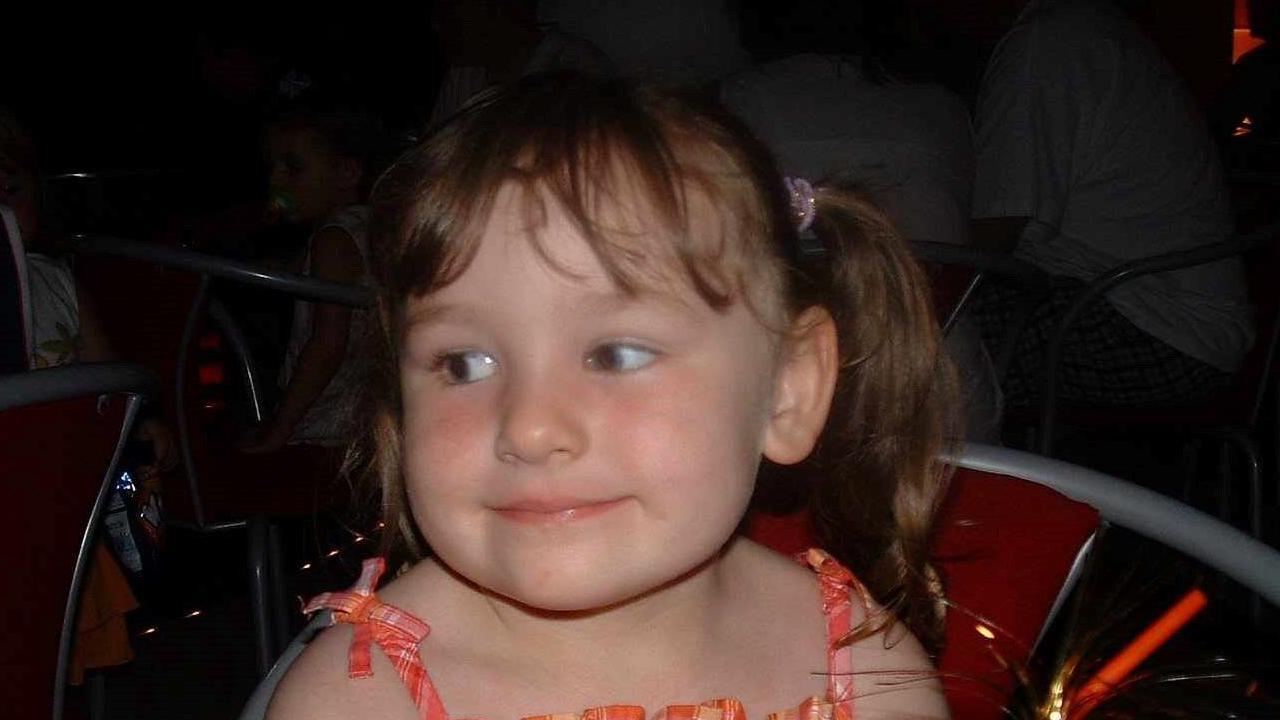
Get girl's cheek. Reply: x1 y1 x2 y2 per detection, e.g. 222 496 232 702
403 386 494 464
600 373 708 454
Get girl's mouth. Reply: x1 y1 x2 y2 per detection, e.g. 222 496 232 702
492 497 628 524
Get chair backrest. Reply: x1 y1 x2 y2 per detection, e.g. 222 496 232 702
1034 223 1280 454
0 362 156 720
931 464 1098 719
237 611 331 720
950 443 1280 606
74 248 219 525
74 236 373 527
745 455 1101 720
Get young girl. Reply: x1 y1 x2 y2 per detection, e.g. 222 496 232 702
268 73 958 719
238 95 379 453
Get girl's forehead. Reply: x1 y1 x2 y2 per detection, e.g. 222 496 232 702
409 178 785 329
467 182 694 294
477 177 732 258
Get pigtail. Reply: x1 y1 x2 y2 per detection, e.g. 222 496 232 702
801 188 961 653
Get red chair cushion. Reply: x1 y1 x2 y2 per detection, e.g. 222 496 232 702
78 254 343 523
0 393 127 719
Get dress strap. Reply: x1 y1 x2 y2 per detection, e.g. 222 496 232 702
802 549 871 718
304 557 448 720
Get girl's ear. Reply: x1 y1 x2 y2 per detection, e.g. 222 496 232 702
763 306 838 465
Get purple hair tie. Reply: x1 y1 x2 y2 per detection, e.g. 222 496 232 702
784 176 817 235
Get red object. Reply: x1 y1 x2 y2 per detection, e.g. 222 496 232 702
197 331 222 350
197 361 225 385
1071 588 1208 718
746 465 1101 719
0 392 129 720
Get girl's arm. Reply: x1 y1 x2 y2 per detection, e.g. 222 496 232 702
240 226 362 453
74 277 116 364
848 613 951 719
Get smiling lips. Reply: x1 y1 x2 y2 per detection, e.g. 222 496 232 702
493 497 628 524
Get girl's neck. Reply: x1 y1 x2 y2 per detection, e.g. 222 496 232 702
425 537 749 668
387 539 833 718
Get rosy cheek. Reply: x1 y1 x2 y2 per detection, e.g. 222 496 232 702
403 387 494 480
601 374 715 469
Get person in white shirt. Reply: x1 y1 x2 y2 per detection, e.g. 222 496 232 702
969 0 1253 408
722 1 1002 441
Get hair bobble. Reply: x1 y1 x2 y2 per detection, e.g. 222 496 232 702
784 176 817 235
784 176 825 259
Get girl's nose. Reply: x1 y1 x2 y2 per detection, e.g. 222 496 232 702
493 369 588 465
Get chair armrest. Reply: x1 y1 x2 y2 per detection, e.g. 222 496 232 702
0 361 158 410
73 235 373 308
950 443 1280 607
237 611 332 720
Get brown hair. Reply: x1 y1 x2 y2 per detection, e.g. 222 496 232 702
352 72 959 651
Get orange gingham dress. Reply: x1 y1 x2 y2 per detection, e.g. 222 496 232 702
304 548 870 720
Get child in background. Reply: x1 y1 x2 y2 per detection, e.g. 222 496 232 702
1 106 175 683
269 74 957 719
0 107 176 475
238 95 379 453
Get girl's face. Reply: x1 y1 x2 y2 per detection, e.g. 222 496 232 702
398 184 797 612
266 126 354 225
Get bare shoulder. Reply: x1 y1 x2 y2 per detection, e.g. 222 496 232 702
265 623 420 720
723 541 948 717
846 599 950 719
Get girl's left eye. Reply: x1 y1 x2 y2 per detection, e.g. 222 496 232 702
585 343 658 373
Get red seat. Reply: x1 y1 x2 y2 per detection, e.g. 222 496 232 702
75 252 338 524
0 363 154 720
746 462 1100 719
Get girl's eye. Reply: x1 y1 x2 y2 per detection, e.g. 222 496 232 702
585 343 658 373
432 350 497 385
